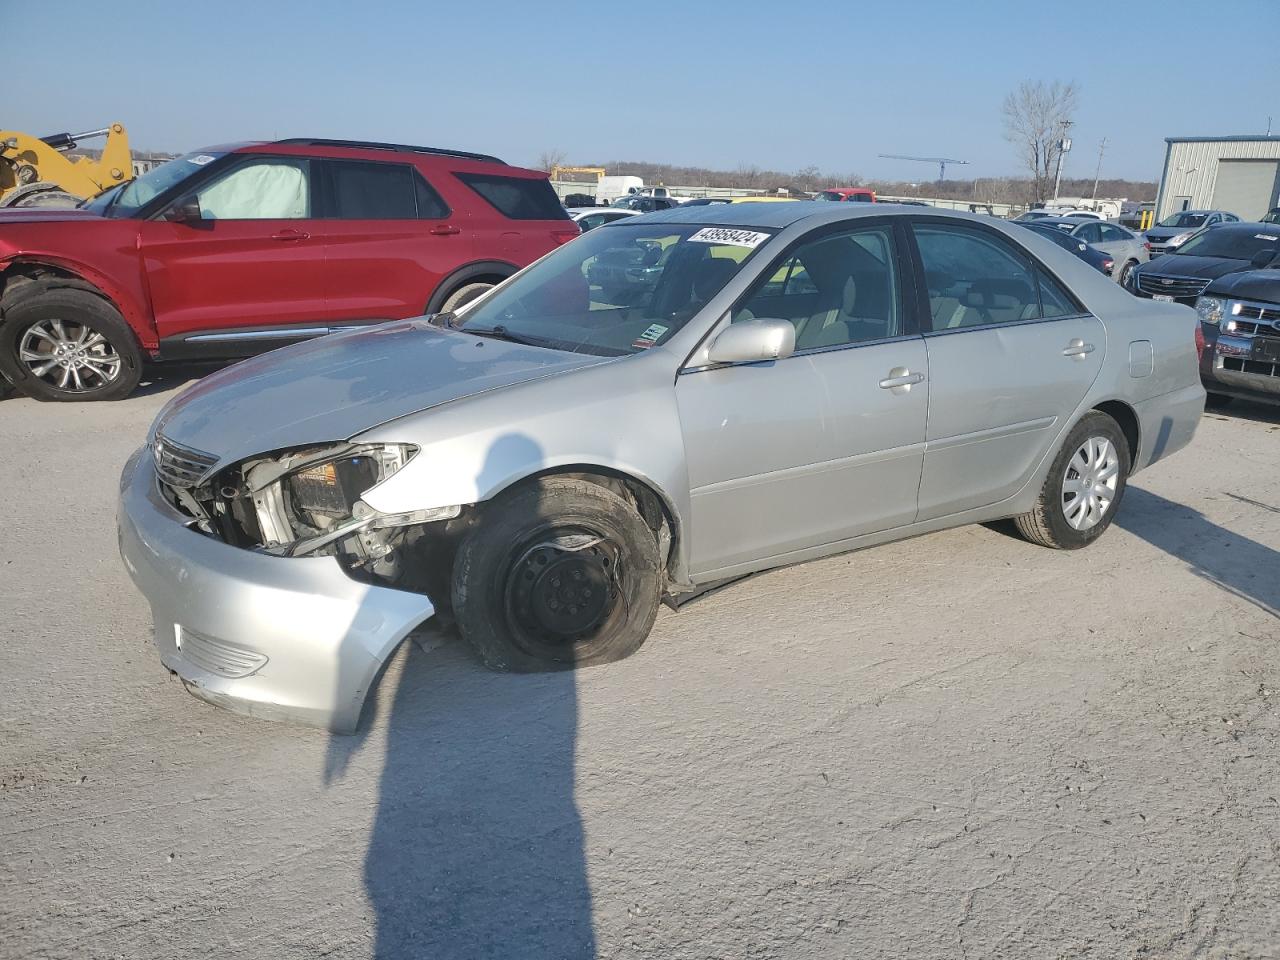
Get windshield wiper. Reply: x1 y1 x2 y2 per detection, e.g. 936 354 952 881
459 324 549 348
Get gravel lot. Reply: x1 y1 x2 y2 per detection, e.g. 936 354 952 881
2 379 1278 959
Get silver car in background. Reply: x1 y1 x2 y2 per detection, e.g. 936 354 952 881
1035 217 1149 287
118 203 1205 732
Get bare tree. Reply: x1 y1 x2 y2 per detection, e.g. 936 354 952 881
1002 80 1079 205
536 149 569 174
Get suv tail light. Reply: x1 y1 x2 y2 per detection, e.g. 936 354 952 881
1194 322 1207 360
551 229 579 246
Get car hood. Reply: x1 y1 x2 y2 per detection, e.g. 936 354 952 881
153 320 614 468
1204 267 1280 302
1144 227 1188 242
0 208 104 224
1140 254 1247 279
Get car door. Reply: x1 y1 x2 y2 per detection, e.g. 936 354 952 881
138 155 327 342
319 158 460 322
910 220 1106 520
676 222 929 578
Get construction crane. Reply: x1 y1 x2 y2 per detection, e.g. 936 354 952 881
878 154 969 181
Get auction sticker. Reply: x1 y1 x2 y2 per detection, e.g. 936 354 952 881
632 322 669 350
688 227 771 249
187 154 217 165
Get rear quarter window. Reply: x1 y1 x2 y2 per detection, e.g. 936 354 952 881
454 172 568 220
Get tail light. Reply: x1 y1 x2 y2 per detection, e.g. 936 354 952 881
1194 323 1206 360
1103 258 1115 274
551 229 579 246
1144 241 1151 251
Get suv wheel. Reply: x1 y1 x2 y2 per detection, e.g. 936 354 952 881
439 282 494 314
452 477 662 671
1014 412 1130 549
0 289 143 401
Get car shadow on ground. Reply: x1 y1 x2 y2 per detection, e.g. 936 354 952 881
1116 486 1280 620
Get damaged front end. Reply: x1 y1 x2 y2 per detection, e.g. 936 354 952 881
153 436 468 594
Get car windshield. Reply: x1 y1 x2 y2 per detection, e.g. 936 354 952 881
80 151 224 217
454 223 774 357
814 191 843 201
1158 212 1208 228
1175 228 1280 260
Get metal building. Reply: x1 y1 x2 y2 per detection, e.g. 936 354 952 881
1155 135 1280 221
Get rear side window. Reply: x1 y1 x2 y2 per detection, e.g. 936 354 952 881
455 172 567 220
914 225 1042 330
324 160 449 219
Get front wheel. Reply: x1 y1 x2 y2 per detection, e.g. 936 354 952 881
452 477 662 671
1118 260 1138 289
0 289 143 401
1014 412 1130 549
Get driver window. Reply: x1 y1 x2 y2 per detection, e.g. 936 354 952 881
732 227 900 350
195 158 310 220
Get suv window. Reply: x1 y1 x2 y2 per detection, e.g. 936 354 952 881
454 172 566 220
324 159 448 219
914 224 1044 329
733 226 900 349
195 158 310 220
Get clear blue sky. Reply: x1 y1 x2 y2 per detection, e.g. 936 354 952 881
8 0 1279 182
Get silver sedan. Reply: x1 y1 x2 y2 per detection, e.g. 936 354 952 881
1035 217 1149 287
118 203 1205 731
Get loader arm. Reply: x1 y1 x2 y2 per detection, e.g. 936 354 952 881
0 123 132 206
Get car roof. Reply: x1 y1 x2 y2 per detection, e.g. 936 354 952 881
633 200 996 231
566 207 636 215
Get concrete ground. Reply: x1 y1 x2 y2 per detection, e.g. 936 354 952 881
1 379 1278 960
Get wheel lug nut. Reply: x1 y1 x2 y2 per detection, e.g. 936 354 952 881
572 570 583 581
551 578 560 588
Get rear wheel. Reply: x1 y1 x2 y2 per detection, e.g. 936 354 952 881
439 281 494 314
0 289 143 401
452 477 662 671
1014 412 1129 549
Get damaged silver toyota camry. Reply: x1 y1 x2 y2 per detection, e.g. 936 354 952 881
118 204 1205 732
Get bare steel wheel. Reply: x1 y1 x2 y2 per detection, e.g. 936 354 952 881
1061 435 1121 532
1014 411 1129 549
19 318 123 393
0 288 142 401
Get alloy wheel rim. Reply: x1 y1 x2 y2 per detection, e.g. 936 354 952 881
18 318 122 392
1061 435 1120 531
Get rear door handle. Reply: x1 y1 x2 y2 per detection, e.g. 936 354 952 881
879 369 925 391
429 224 461 236
271 229 309 241
1063 339 1095 358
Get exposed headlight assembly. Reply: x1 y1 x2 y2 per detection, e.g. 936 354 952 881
1195 296 1226 325
240 443 460 556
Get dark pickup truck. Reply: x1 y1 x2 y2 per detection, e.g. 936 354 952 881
1196 266 1280 408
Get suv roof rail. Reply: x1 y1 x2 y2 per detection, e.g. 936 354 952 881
274 138 505 164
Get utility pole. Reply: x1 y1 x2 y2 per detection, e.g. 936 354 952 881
1052 120 1074 202
1091 137 1108 199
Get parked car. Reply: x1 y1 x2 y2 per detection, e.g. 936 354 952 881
611 194 679 213
1032 217 1147 286
814 187 876 203
1130 222 1280 305
1015 208 1101 222
1144 209 1239 256
1014 221 1116 276
1195 266 1280 408
0 138 576 401
567 207 640 232
118 204 1204 732
680 198 731 206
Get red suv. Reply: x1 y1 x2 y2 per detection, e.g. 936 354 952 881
0 138 577 400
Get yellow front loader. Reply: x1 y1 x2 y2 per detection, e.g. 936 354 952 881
0 122 133 208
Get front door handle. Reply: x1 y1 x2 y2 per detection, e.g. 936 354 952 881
1063 339 1095 358
429 224 461 236
879 368 926 392
271 229 310 241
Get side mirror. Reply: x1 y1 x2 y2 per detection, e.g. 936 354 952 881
706 318 795 365
165 195 202 223
1250 248 1278 269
